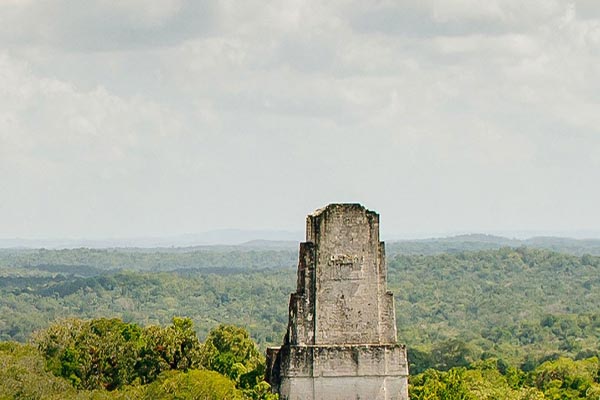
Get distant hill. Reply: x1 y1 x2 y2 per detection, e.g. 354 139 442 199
387 234 600 256
2 235 600 275
238 240 298 249
0 229 304 249
4 231 600 256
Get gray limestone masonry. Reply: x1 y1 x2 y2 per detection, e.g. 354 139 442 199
266 204 409 400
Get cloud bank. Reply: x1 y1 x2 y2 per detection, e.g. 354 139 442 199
1 0 599 239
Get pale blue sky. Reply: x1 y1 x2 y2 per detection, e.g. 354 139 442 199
1 0 599 240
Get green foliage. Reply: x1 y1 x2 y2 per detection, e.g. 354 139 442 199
530 357 600 399
410 339 477 374
410 356 600 400
33 317 202 390
201 324 261 379
4 246 600 372
200 324 276 399
0 341 76 399
390 247 600 368
23 318 276 399
0 267 294 344
2 244 600 399
410 368 475 400
144 370 244 400
137 317 202 383
0 247 296 273
33 318 142 390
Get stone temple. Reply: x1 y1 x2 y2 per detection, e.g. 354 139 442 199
266 204 409 400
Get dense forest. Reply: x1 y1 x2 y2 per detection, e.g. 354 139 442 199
1 318 275 399
1 237 600 398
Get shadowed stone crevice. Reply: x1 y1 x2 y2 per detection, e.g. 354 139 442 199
266 204 409 400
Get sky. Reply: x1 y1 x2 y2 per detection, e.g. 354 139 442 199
1 0 599 241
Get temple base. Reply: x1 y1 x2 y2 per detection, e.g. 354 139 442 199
267 344 409 400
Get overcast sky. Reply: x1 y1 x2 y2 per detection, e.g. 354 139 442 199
1 0 599 241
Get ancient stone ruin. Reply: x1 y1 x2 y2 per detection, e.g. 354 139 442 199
266 203 409 400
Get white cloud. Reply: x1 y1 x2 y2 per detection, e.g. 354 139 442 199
0 0 216 51
0 1 599 238
0 52 222 237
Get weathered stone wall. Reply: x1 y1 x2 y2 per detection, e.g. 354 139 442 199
278 344 408 400
307 204 396 345
267 204 409 400
286 241 317 346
